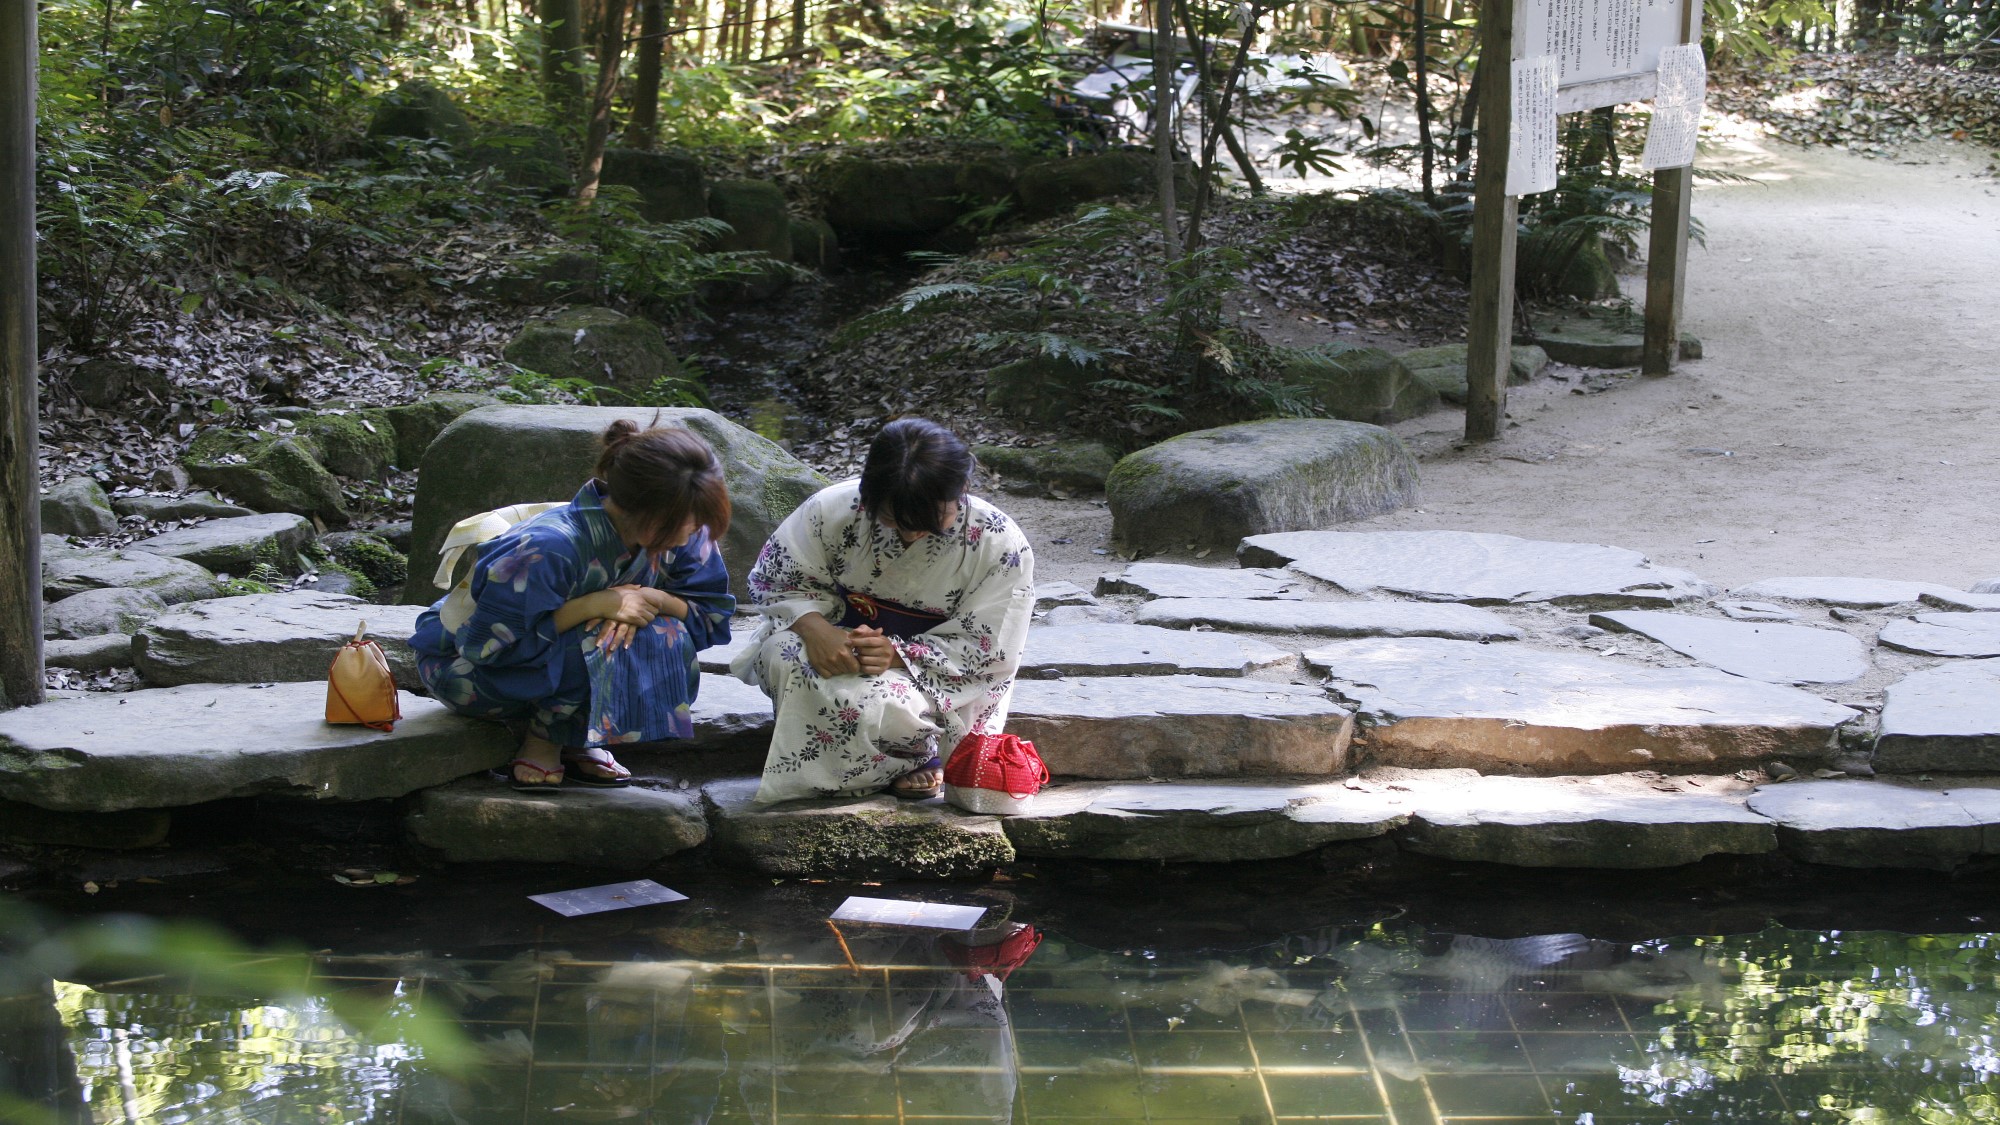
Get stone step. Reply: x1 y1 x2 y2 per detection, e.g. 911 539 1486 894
1746 778 2000 869
1008 675 1354 779
1306 638 1857 774
1589 609 1870 684
697 628 759 673
1135 597 1520 641
700 777 1011 878
0 682 511 812
408 776 707 866
1096 562 1302 601
1728 576 1961 609
133 592 426 689
1923 590 2000 612
1239 529 1713 607
1878 612 2000 658
1875 660 2000 772
127 513 315 574
1001 779 1405 862
1020 623 1294 677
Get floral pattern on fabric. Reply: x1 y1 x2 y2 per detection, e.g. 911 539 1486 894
735 480 1034 804
411 480 735 747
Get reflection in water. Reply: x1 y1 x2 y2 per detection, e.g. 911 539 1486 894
16 924 2000 1123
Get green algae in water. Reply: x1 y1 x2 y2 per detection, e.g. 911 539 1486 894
16 926 2000 1124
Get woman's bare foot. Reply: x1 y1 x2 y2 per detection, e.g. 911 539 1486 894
514 733 565 788
890 757 943 798
561 747 632 787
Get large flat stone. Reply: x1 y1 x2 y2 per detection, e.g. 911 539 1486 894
407 777 707 866
1034 580 1099 609
697 628 761 674
1136 598 1521 641
0 683 511 812
1240 530 1713 607
1002 780 1406 861
127 513 315 574
1590 610 1871 684
1096 563 1302 601
1727 577 1960 609
44 587 166 639
1922 590 2000 612
1306 638 1856 774
43 634 134 672
43 550 218 605
1875 660 2000 772
1388 771 1776 868
1020 624 1294 677
686 673 775 751
1878 613 2000 658
1747 779 2000 869
1008 676 1353 778
701 777 1011 878
133 593 426 689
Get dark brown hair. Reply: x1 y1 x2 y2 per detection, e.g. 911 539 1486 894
595 418 731 546
858 417 973 536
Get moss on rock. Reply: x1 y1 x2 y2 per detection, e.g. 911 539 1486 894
319 531 410 591
1277 343 1439 425
182 428 348 524
297 413 398 480
975 441 1119 496
502 307 690 399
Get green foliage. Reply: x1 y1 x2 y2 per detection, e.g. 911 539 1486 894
653 66 777 147
801 11 1076 144
545 188 787 316
1273 128 1347 178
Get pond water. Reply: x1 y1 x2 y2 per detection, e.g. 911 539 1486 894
7 866 2000 1125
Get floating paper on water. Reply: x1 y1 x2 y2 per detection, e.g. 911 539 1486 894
1642 44 1707 170
830 896 987 931
529 879 689 917
1507 58 1560 196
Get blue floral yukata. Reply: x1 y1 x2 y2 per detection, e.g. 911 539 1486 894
410 481 734 749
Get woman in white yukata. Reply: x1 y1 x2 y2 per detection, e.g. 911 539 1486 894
733 418 1035 804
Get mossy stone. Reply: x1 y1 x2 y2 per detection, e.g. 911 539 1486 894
297 413 398 479
982 356 1099 426
707 180 792 258
502 306 690 398
599 147 708 222
1278 343 1439 425
41 476 120 538
182 428 348 524
319 531 409 591
1394 344 1549 405
482 249 601 306
1517 230 1621 299
790 217 839 269
1015 151 1157 219
376 393 502 469
462 125 571 195
818 153 1019 236
975 441 1119 496
366 80 473 146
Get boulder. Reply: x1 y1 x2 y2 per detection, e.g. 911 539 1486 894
1108 420 1418 554
461 125 571 195
0 682 511 812
44 588 167 639
819 154 1016 236
1874 660 2000 772
110 491 254 522
44 633 134 672
1003 780 1406 862
975 441 1118 496
790 216 839 269
982 355 1098 427
403 405 827 604
1008 676 1354 778
1728 576 1960 609
1277 344 1438 424
318 531 409 592
68 358 169 409
702 777 1013 878
1019 624 1294 678
43 549 217 605
1306 638 1857 774
502 306 689 398
297 412 398 480
40 476 119 538
1136 598 1521 641
1015 151 1154 218
1747 779 2000 869
706 179 792 258
373 393 501 469
133 592 425 689
181 428 347 524
128 513 315 575
1878 613 2000 658
1590 610 1871 684
599 147 709 222
408 777 707 866
1097 563 1300 601
1529 311 1701 368
481 249 602 306
366 81 474 146
1391 770 1776 868
1396 344 1550 405
1516 230 1620 299
1241 529 1714 607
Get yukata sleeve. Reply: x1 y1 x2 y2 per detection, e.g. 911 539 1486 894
744 492 846 630
452 526 580 696
656 526 735 652
891 533 1035 724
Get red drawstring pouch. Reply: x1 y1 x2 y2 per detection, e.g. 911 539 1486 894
942 732 1049 815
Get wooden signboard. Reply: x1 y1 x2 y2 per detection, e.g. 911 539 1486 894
1464 0 1704 442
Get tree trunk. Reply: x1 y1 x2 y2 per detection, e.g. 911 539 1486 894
623 0 664 147
789 0 806 50
1151 0 1181 264
540 0 587 109
576 0 631 203
1414 0 1435 204
0 0 41 709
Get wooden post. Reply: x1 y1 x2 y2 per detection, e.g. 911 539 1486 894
1 0 42 710
1463 0 1517 443
1641 0 1699 376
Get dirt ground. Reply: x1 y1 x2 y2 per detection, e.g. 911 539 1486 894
1012 133 2000 592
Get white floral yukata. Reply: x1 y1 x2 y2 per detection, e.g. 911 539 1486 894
733 480 1035 805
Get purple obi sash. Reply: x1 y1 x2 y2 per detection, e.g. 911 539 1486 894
835 588 949 638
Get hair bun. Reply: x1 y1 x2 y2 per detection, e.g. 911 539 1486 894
602 418 641 447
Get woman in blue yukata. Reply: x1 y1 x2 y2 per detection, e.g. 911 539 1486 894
411 419 735 791
733 418 1035 804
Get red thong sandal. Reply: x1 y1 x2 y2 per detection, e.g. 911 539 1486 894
508 759 565 793
890 754 943 800
561 748 632 789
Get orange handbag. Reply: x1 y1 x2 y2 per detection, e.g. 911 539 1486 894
326 623 401 732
